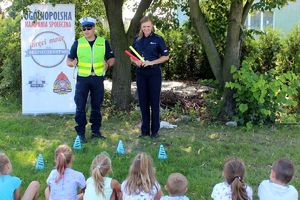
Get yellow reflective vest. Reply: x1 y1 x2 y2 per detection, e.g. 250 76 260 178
77 37 105 77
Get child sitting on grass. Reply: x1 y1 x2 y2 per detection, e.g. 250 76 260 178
45 144 86 200
121 152 163 200
258 159 298 200
83 152 122 200
211 157 253 200
0 153 40 200
161 172 189 200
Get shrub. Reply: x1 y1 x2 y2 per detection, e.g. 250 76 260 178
226 62 300 125
243 28 282 73
163 25 214 81
0 16 21 98
277 25 300 112
276 24 300 74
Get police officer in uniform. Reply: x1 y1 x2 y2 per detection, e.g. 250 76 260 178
67 17 115 143
131 16 169 138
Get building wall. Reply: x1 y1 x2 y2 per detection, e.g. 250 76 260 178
274 0 300 32
246 0 300 34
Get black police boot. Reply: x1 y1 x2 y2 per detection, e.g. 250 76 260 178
151 133 159 139
78 134 87 143
138 131 150 138
91 132 106 140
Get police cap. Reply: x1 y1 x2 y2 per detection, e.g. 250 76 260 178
79 17 96 27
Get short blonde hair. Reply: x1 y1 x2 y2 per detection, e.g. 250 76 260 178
0 153 11 175
166 173 188 196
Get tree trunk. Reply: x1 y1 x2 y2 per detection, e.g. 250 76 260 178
221 1 244 118
103 0 153 110
103 0 131 110
188 0 249 119
188 0 223 84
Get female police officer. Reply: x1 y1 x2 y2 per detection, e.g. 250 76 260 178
131 16 169 138
67 17 115 143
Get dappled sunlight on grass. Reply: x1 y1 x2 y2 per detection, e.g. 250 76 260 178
197 146 205 155
129 127 140 135
124 121 132 129
13 150 37 166
109 133 121 143
181 146 192 153
208 132 222 139
99 141 109 149
64 119 75 129
32 137 59 152
189 134 196 142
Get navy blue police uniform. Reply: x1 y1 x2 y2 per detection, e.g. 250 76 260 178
68 38 114 140
133 32 169 137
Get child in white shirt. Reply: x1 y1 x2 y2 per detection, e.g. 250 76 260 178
45 144 86 200
258 159 298 200
211 157 253 200
83 152 121 200
121 152 163 200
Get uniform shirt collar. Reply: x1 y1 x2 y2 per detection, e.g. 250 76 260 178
143 32 154 38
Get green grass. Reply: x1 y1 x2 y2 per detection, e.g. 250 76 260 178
0 99 299 200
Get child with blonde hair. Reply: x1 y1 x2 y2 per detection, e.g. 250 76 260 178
0 153 40 200
211 157 253 200
161 173 189 200
45 144 86 200
258 159 298 200
121 152 163 200
83 152 122 200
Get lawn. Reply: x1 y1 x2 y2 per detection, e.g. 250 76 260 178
0 98 299 200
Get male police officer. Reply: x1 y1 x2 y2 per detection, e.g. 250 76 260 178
67 17 115 143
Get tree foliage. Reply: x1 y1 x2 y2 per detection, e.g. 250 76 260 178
163 24 214 80
0 16 21 97
187 0 295 118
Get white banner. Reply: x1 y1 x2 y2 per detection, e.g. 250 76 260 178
21 4 76 114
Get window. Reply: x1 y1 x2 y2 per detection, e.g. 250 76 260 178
263 11 273 28
246 11 274 31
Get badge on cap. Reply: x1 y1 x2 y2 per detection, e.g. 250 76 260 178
79 17 96 26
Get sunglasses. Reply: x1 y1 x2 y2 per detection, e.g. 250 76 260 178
82 27 93 31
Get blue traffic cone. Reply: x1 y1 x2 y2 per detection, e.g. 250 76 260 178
158 144 167 160
35 153 44 170
73 135 82 150
116 140 125 155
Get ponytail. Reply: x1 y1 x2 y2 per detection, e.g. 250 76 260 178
231 176 248 200
92 165 105 197
54 145 73 183
55 152 67 183
91 153 112 197
223 157 249 200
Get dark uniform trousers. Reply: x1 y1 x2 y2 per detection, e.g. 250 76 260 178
136 66 162 135
74 75 104 136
